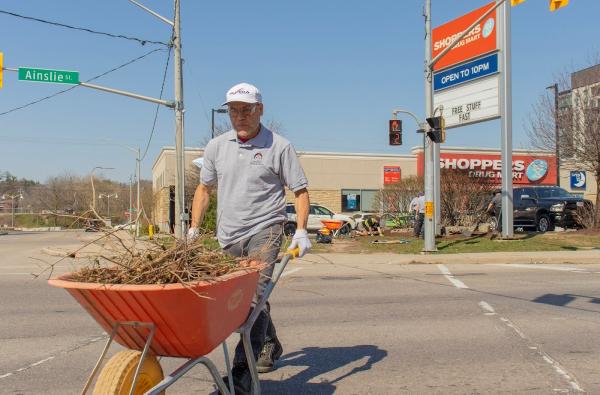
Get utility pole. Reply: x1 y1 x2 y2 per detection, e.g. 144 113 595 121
173 0 186 238
129 174 134 235
136 147 141 238
423 0 437 252
499 1 514 237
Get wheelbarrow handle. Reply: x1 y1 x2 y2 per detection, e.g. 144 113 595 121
240 249 297 333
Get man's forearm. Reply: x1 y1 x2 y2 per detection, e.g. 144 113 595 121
190 184 212 229
294 188 310 230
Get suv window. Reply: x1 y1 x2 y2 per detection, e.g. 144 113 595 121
537 187 572 199
286 205 296 214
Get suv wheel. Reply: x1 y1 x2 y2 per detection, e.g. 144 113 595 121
537 214 551 233
283 222 297 236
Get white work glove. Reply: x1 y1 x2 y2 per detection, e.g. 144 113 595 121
289 229 312 257
187 227 200 241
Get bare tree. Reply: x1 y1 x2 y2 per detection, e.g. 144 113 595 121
440 170 494 227
527 64 600 225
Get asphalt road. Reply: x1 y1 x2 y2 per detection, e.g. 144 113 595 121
1 232 600 394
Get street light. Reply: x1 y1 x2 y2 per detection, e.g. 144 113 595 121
98 193 118 223
91 167 114 212
2 191 23 228
211 108 228 139
546 83 560 187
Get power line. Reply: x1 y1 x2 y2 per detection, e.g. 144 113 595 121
141 36 173 161
0 47 165 117
0 9 169 47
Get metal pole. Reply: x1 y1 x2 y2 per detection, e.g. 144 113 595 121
552 83 560 186
174 0 186 239
500 0 514 237
11 197 15 228
434 137 441 236
129 175 133 235
107 195 111 220
423 0 436 252
136 148 141 238
211 109 215 139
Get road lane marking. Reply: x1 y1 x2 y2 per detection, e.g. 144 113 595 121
437 264 468 289
478 300 583 393
488 264 591 273
281 268 302 278
0 335 105 380
478 301 496 315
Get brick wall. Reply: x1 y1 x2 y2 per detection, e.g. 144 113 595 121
285 189 341 212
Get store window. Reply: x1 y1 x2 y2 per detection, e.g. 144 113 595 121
341 189 378 212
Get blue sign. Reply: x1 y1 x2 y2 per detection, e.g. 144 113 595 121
570 171 587 189
433 53 499 91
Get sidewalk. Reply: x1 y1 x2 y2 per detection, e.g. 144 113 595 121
300 250 600 265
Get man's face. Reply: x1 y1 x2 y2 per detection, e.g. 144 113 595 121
228 101 263 139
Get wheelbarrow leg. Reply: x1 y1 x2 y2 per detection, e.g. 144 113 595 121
222 341 236 395
81 323 121 395
242 330 260 395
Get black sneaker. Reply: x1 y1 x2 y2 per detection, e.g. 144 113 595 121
222 364 252 395
257 338 283 373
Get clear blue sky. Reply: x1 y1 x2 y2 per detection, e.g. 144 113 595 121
0 0 597 183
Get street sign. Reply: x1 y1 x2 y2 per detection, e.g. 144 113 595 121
433 74 500 129
434 53 498 91
570 171 586 189
18 67 79 85
432 1 498 71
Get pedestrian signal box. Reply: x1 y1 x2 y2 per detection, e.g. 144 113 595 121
426 116 446 143
389 119 402 146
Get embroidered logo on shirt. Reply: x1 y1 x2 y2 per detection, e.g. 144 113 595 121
250 152 263 165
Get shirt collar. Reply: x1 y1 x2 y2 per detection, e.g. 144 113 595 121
228 124 269 148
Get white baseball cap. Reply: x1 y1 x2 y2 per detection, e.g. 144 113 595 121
222 82 262 106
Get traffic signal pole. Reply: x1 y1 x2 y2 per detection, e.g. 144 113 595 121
423 0 436 252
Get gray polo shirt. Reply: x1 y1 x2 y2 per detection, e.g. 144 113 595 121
200 125 308 247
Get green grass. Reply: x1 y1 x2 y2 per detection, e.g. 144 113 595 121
310 230 600 254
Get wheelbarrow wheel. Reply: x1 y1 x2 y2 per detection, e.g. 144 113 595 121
93 350 164 395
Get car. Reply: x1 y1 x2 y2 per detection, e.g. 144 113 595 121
114 223 137 231
284 203 357 236
490 186 593 232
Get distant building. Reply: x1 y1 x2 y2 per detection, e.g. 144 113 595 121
152 145 593 233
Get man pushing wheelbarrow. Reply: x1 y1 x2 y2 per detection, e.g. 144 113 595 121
188 82 312 394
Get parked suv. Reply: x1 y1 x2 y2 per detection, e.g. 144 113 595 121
494 186 592 232
285 203 357 235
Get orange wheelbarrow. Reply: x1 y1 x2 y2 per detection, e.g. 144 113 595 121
48 251 297 395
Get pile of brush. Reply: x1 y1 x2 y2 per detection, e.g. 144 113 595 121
68 237 252 285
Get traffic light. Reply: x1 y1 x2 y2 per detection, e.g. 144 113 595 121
389 119 402 146
0 53 3 89
549 0 569 11
426 116 446 143
512 0 569 11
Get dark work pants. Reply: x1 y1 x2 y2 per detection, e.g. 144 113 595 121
414 213 425 238
223 223 282 367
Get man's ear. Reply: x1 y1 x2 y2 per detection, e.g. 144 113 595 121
258 103 264 116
